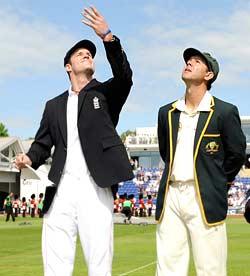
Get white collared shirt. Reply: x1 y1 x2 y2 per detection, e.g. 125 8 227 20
63 87 88 178
170 91 212 182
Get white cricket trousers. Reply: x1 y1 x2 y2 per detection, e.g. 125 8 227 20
42 172 114 276
156 181 227 276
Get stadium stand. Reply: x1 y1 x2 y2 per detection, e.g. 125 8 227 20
118 168 250 216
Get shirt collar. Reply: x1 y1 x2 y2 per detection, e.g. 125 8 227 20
68 86 79 97
175 91 212 113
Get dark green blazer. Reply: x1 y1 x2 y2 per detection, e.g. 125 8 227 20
156 96 246 225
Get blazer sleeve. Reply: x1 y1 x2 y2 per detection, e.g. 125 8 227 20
27 102 53 169
221 105 246 182
102 36 133 126
158 107 167 162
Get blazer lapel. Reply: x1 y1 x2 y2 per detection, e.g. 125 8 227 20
78 78 100 117
193 97 215 155
194 112 210 152
171 108 181 158
57 91 68 146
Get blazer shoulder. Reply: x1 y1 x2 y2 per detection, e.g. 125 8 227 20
159 101 177 114
213 96 237 112
46 90 68 106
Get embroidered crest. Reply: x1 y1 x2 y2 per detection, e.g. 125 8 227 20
205 141 219 154
93 97 100 109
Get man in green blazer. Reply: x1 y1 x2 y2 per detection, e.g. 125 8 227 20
156 48 246 276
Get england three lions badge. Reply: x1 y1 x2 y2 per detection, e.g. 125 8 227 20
93 97 100 109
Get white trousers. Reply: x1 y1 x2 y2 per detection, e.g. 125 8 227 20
156 181 227 276
42 172 114 276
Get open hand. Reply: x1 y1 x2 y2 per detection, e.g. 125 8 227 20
81 6 112 41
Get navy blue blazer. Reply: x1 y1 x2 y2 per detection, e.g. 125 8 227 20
27 36 134 213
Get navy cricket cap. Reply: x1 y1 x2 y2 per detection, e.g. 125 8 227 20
183 48 219 84
64 40 96 66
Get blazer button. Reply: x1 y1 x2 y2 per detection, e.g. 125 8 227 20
64 147 67 152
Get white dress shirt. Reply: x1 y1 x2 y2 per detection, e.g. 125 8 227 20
63 87 88 178
170 91 212 182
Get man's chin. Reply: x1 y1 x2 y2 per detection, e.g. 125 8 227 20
181 75 189 83
85 68 95 77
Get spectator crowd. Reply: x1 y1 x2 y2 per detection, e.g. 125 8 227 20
3 168 249 222
116 166 250 220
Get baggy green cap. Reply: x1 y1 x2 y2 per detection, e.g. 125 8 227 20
183 48 219 84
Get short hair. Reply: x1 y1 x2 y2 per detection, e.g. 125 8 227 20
66 59 72 80
206 67 212 91
207 81 212 91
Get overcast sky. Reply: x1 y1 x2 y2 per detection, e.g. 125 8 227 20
0 0 249 138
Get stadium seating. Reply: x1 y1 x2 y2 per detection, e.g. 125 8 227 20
118 181 138 196
118 170 250 212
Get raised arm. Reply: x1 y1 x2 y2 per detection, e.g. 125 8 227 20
81 6 132 83
82 6 132 126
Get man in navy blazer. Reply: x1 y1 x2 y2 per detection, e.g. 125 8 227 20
15 6 133 276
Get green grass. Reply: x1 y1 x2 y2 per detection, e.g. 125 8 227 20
0 216 249 275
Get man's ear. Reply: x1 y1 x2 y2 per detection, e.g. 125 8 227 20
205 71 214 81
65 63 72 73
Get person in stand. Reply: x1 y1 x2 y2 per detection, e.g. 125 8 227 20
122 195 132 224
119 194 126 213
129 194 136 216
129 158 135 170
13 194 20 217
147 194 153 217
30 194 36 218
156 47 246 276
38 193 44 218
138 193 145 217
27 198 31 215
113 195 119 213
21 197 28 218
14 6 133 276
4 192 15 222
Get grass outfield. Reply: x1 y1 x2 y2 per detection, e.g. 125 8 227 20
0 216 249 275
